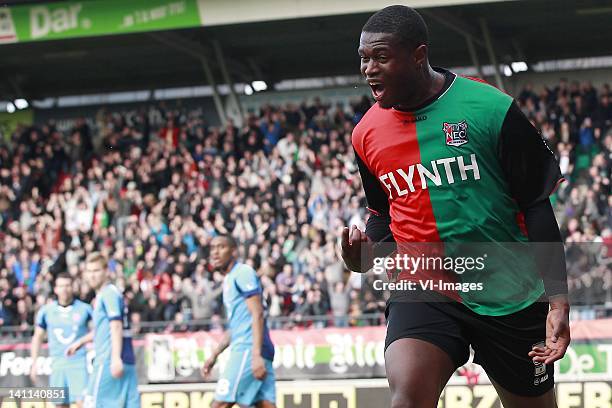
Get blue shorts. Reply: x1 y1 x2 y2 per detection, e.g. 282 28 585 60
50 358 89 404
84 361 140 408
214 349 276 405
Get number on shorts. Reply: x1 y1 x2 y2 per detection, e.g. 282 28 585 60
83 395 94 408
216 379 230 396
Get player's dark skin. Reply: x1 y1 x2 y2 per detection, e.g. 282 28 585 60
207 236 275 408
341 31 565 408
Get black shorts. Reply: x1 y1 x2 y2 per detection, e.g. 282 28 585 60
385 298 554 397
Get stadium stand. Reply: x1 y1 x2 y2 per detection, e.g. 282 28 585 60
0 77 610 338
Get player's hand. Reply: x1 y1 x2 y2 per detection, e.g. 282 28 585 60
340 225 369 272
252 355 267 380
65 341 81 357
29 366 38 385
529 297 571 365
110 357 124 378
201 356 217 379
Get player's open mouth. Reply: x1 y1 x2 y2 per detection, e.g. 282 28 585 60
369 82 385 101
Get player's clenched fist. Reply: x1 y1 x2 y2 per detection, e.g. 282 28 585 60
252 355 267 380
201 356 217 379
340 225 370 272
29 365 39 385
110 357 124 378
65 341 81 357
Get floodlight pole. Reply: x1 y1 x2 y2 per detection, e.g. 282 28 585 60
420 10 485 48
212 40 244 124
199 57 227 125
465 36 483 78
149 32 227 125
479 18 505 91
419 10 485 80
7 76 24 102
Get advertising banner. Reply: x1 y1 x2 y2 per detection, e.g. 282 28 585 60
142 320 612 384
0 341 146 388
144 327 385 382
1 320 611 393
0 379 609 407
0 0 205 44
136 379 612 408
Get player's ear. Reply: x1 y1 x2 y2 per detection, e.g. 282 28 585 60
413 44 427 68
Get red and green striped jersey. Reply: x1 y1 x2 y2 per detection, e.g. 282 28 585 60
353 69 563 316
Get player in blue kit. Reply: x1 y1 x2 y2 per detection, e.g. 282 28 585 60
201 235 276 408
79 252 140 408
30 273 93 407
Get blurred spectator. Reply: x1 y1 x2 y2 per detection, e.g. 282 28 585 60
182 276 223 323
329 281 351 327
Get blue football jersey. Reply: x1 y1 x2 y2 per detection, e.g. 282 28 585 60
223 262 274 360
92 283 135 365
36 300 92 360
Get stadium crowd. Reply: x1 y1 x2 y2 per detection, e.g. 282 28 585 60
517 79 612 317
0 77 610 336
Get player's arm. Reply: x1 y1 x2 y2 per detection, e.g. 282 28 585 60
233 266 268 380
212 330 232 357
522 199 570 363
30 306 48 384
109 320 124 377
29 325 46 384
245 295 267 380
200 330 231 379
522 201 568 300
67 303 95 356
498 101 569 363
342 149 395 272
104 290 125 378
66 331 94 356
498 101 568 300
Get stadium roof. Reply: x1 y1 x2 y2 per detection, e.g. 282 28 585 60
1 0 612 101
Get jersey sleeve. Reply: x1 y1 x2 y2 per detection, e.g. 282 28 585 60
523 200 568 296
101 287 123 321
35 306 47 330
353 148 390 216
234 266 261 298
353 148 394 245
498 101 564 209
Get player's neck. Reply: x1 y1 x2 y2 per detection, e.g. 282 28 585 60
58 298 74 307
95 280 111 293
224 260 238 275
394 66 445 111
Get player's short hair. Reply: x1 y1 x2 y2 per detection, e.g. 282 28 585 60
55 272 73 282
85 251 107 268
362 5 429 50
214 234 237 249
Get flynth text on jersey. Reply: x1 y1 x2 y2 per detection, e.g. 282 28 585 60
378 153 480 199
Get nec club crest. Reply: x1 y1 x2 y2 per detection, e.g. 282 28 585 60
443 121 469 147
